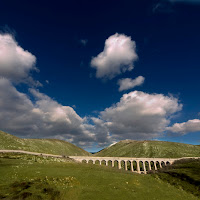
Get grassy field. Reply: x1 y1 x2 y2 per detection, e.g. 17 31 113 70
0 153 199 200
0 131 90 156
95 140 200 158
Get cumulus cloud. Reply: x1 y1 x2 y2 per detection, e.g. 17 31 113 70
167 119 200 134
0 33 96 147
0 34 40 85
91 33 138 79
0 32 189 148
118 76 145 91
0 78 95 146
92 91 182 144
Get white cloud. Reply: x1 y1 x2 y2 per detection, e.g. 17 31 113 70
0 32 190 148
0 78 95 146
118 76 145 91
0 34 39 85
0 33 96 147
92 91 182 144
91 33 138 79
167 119 200 134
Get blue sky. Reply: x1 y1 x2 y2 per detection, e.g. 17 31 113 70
0 0 200 152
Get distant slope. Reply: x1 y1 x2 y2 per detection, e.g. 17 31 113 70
0 131 90 156
95 140 200 158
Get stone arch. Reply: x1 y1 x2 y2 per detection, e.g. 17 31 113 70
114 160 119 168
166 161 170 166
132 161 137 171
145 161 149 171
95 160 100 165
88 160 94 164
121 160 125 170
101 160 106 166
161 161 165 167
127 160 131 171
82 159 87 164
139 161 144 172
108 160 112 167
150 161 155 170
156 161 161 169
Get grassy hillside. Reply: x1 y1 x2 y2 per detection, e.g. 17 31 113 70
95 140 200 158
0 131 90 156
0 153 198 200
151 158 200 197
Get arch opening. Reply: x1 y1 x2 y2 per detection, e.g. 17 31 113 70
82 159 87 164
88 160 94 164
114 160 119 168
161 161 165 167
121 160 125 170
132 161 137 171
150 161 155 170
95 160 100 165
108 160 112 167
127 160 131 171
156 161 161 169
101 160 106 166
166 161 170 166
145 161 149 171
139 161 144 172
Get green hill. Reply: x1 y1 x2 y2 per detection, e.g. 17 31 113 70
95 140 200 158
0 130 90 156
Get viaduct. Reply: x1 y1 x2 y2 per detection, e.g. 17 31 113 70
70 156 176 174
0 150 199 174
